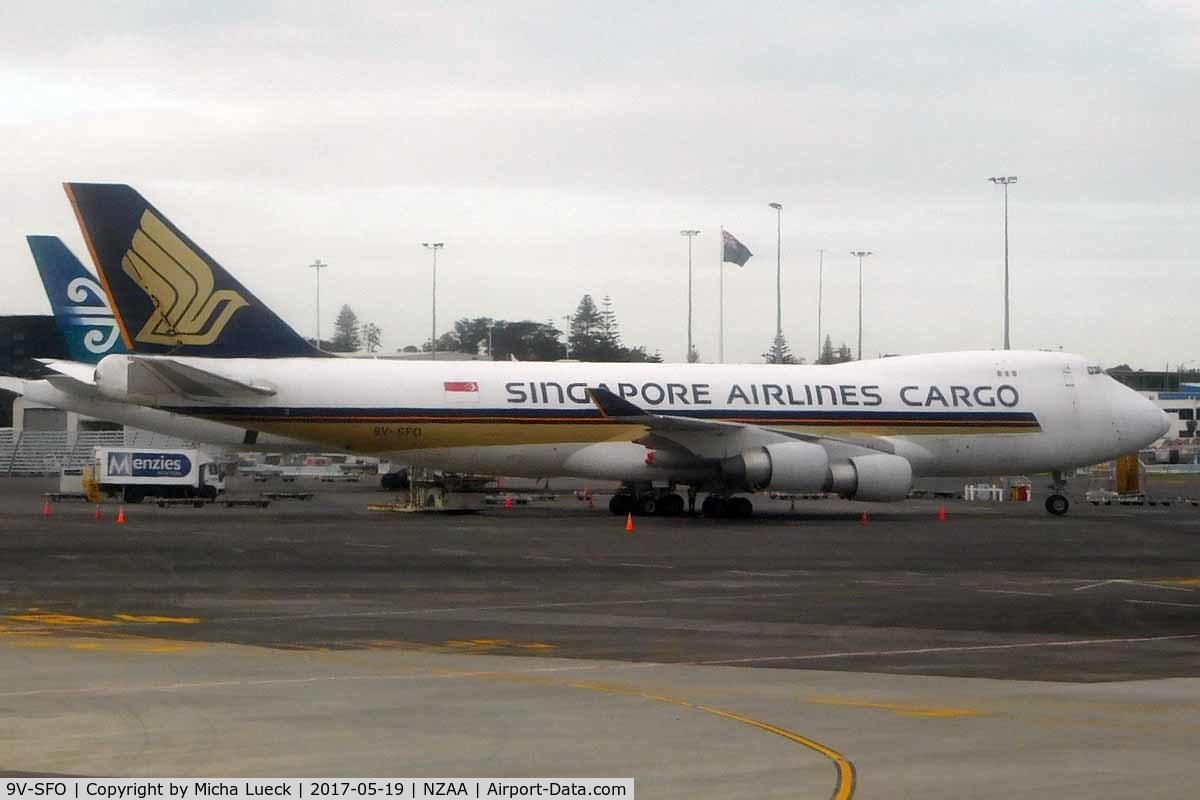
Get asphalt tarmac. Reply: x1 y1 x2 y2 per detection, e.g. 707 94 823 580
2 476 1198 797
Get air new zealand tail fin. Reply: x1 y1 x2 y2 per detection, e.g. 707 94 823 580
28 235 128 364
63 183 325 358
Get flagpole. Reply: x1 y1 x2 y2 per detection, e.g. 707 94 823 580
719 226 725 363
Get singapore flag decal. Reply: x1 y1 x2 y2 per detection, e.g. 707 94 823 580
443 380 480 404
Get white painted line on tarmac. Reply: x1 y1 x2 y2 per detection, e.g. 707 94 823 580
696 632 1200 666
978 590 1054 597
1073 580 1119 592
1125 599 1200 609
1074 579 1195 593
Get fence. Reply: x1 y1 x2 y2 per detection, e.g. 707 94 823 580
0 428 195 476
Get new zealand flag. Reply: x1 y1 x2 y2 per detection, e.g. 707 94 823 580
722 230 753 266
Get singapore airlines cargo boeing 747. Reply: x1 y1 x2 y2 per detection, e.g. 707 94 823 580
61 182 1169 517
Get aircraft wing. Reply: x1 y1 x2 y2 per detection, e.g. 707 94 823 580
587 387 895 458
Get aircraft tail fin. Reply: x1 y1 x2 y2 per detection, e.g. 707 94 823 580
27 235 128 364
63 183 325 358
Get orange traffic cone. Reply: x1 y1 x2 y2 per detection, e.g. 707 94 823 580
625 513 635 532
937 506 947 521
503 494 514 509
116 506 126 524
42 500 52 517
94 505 103 520
860 511 869 526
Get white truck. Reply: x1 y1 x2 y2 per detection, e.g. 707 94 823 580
89 447 226 503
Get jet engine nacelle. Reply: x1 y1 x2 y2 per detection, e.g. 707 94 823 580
723 443 913 501
825 453 913 501
722 442 831 493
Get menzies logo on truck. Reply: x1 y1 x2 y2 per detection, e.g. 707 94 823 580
107 451 192 478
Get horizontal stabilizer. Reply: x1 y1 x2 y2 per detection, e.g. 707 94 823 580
96 354 276 404
36 359 99 397
0 376 27 396
132 358 276 400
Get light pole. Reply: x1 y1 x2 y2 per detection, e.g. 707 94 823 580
307 259 327 348
850 250 872 360
680 230 700 362
768 203 783 360
816 248 826 362
422 242 444 360
988 176 1018 349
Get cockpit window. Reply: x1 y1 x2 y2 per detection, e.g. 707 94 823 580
1087 365 1103 375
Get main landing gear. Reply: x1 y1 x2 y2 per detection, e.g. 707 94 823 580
700 495 753 519
609 490 686 517
1045 470 1070 516
608 485 754 518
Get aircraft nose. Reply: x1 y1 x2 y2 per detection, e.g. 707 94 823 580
1115 386 1171 449
1131 394 1171 445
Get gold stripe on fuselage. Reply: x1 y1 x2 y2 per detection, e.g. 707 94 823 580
210 419 1040 453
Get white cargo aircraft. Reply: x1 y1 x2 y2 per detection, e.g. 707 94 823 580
61 182 1170 517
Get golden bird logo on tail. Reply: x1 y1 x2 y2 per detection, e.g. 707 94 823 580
121 211 248 346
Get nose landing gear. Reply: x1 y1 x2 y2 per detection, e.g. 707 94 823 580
1045 471 1070 516
1045 494 1070 515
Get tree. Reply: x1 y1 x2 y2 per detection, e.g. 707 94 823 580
568 294 657 362
763 332 801 364
329 305 361 352
816 335 852 365
622 346 662 363
362 323 382 354
401 345 420 353
422 331 461 353
436 317 566 361
599 295 622 352
568 295 610 360
492 320 566 361
817 335 835 365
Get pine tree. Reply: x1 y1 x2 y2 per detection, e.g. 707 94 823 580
599 294 622 351
817 334 836 365
330 305 362 352
764 332 800 364
568 295 605 359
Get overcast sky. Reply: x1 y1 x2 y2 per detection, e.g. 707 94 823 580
2 1 1198 367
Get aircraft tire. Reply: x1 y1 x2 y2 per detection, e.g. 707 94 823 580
727 496 754 518
609 493 635 515
660 493 686 516
1045 494 1069 516
700 495 724 518
638 495 659 516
